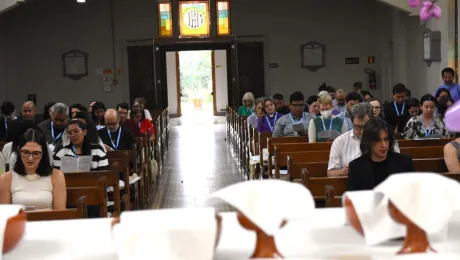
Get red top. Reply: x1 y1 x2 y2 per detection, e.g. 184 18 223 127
138 119 155 136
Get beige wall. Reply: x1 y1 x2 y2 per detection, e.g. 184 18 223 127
0 0 442 112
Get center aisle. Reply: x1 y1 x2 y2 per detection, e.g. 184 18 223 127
150 117 244 212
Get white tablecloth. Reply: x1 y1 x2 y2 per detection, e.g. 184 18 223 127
4 209 460 259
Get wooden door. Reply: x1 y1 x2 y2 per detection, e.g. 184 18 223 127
126 46 157 109
236 41 265 103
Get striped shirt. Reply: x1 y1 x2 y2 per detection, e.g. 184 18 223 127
53 143 109 171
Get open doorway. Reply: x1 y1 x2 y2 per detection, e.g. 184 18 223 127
178 50 214 119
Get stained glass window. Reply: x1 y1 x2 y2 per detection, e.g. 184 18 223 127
217 0 230 35
179 1 210 37
158 2 173 37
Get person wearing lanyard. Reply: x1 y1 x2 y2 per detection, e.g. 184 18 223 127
308 95 346 143
403 94 453 139
38 103 68 145
337 92 362 132
257 97 283 133
272 91 315 137
54 120 109 172
98 109 135 152
383 83 409 135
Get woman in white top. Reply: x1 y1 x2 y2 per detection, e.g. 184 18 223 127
2 120 54 169
0 128 66 210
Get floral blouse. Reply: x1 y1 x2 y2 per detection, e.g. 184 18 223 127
403 115 452 139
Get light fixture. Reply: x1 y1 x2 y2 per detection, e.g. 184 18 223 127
77 0 86 3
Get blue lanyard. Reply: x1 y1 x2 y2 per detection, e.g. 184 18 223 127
71 145 79 158
420 116 435 136
394 101 405 116
321 117 333 131
265 113 278 132
4 119 7 131
107 127 122 150
289 113 304 123
50 122 63 141
247 108 253 115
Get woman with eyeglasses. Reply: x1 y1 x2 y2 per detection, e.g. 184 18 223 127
403 94 452 139
0 129 66 210
369 98 384 118
247 98 265 129
53 120 109 171
257 97 283 133
131 102 155 142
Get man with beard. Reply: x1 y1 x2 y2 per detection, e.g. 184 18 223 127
98 109 135 152
19 101 43 124
332 89 347 116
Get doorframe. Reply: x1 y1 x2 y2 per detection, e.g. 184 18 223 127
211 50 217 115
175 50 218 116
155 39 234 113
175 51 182 117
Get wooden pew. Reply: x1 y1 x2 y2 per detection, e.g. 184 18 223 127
257 132 272 174
289 157 447 181
64 164 121 217
279 146 445 179
325 185 342 208
66 177 108 217
107 150 132 211
27 196 88 221
324 172 460 208
271 138 454 154
266 136 308 177
301 170 348 201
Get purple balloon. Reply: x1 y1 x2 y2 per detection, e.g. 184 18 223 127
444 101 460 132
408 0 422 8
420 1 442 21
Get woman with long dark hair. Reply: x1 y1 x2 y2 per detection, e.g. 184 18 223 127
91 101 106 130
0 129 66 210
53 120 108 171
348 118 414 191
403 94 452 139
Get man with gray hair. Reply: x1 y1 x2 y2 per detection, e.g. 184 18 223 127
327 103 401 177
38 102 69 145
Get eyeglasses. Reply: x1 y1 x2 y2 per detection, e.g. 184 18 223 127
372 106 381 110
20 150 43 159
291 104 305 109
67 129 82 136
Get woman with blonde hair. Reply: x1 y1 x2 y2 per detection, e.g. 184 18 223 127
308 95 347 143
238 92 255 116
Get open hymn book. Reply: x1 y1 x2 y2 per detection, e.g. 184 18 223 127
60 156 93 173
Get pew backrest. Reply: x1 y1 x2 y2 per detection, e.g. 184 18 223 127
27 196 88 221
66 177 107 217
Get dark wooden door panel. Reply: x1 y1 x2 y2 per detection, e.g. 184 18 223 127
236 42 265 101
127 46 157 109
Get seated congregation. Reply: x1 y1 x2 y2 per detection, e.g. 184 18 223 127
228 67 460 204
0 97 167 219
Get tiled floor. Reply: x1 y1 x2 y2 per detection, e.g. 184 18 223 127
150 116 243 212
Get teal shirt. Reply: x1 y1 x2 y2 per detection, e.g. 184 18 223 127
313 117 344 142
238 105 253 116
